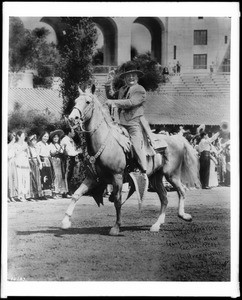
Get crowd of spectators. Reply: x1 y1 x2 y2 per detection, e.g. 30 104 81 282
156 125 231 189
7 126 85 202
8 123 230 202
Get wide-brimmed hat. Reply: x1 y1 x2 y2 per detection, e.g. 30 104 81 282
119 62 144 79
49 129 65 141
28 134 37 142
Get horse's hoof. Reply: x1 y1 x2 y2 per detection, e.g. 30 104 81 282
61 219 71 229
150 224 160 232
178 213 192 222
109 226 120 236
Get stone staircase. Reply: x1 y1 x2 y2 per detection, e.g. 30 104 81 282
158 73 230 96
94 72 230 96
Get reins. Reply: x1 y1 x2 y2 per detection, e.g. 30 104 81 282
72 96 111 181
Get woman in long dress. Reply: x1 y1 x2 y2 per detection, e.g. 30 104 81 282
208 144 219 188
36 131 54 198
28 133 43 199
14 131 31 201
49 130 67 198
8 132 18 202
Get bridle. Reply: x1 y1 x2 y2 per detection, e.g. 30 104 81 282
70 94 111 181
71 96 104 135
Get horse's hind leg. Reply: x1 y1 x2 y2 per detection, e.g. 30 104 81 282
61 178 96 229
167 175 192 222
150 172 168 232
109 173 123 236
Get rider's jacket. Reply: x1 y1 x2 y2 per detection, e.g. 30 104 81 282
105 83 146 125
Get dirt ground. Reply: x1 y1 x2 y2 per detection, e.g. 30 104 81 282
7 186 230 282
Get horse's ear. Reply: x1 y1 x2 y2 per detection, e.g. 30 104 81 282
91 84 96 94
78 86 85 95
85 84 96 95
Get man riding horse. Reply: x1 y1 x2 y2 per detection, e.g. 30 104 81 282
105 61 155 197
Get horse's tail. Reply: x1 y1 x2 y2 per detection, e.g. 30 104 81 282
181 137 201 189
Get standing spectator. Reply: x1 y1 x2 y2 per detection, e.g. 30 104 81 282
14 131 31 201
28 133 43 200
49 129 68 198
198 131 220 189
172 63 177 74
210 61 214 75
176 61 181 74
217 139 230 186
60 127 83 196
177 126 186 136
8 132 18 202
36 131 54 198
214 139 224 185
224 144 230 186
162 66 169 82
208 144 219 188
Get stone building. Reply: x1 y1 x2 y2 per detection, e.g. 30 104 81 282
21 16 231 72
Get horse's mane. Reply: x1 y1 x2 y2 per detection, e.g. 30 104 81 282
93 93 114 124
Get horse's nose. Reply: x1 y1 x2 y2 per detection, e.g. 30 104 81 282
68 116 75 126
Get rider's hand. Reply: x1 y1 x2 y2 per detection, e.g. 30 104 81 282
106 100 114 107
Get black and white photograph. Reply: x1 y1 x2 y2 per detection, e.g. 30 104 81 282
2 2 240 297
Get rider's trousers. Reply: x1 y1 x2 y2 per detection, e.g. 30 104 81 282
122 123 147 172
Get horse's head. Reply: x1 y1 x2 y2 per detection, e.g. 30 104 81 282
69 86 95 128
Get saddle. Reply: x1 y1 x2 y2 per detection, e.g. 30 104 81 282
110 121 168 157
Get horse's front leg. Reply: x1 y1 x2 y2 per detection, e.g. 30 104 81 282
109 174 123 236
61 178 96 229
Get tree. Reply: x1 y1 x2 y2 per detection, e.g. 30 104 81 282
9 17 59 87
30 27 59 77
131 46 138 60
92 47 104 65
112 54 163 92
9 17 35 72
133 53 163 91
56 17 98 115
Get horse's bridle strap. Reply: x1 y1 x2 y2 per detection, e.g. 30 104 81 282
85 128 111 164
73 102 104 135
84 127 111 181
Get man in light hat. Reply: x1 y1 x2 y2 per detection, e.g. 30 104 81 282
105 61 150 196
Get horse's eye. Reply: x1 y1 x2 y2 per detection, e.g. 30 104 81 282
86 100 90 104
75 116 79 119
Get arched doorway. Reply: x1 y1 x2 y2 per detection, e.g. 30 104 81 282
131 23 151 58
92 17 117 66
40 17 117 66
133 17 164 64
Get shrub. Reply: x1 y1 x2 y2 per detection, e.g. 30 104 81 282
8 103 64 138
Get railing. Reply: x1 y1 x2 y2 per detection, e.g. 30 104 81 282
93 65 117 74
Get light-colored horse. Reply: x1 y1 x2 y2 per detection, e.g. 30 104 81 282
61 88 201 235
